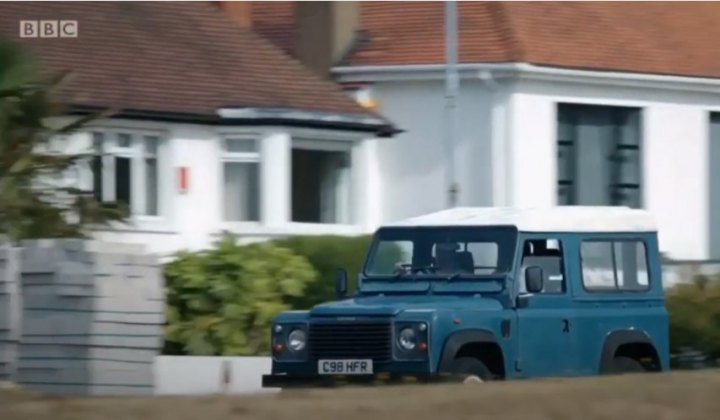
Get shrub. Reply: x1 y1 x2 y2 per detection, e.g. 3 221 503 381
163 235 317 356
272 234 404 309
271 235 374 309
666 275 720 360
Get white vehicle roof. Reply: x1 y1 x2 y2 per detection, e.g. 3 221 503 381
381 206 657 233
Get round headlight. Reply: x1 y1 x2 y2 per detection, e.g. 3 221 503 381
287 329 306 351
398 327 416 351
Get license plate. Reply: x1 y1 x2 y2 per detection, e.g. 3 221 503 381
318 359 373 375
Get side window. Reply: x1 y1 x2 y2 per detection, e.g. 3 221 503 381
465 242 499 274
367 240 414 275
430 241 500 274
581 240 649 292
519 238 566 294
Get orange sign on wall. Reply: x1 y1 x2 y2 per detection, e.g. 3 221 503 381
178 166 189 194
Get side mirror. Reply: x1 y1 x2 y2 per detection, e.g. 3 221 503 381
335 268 348 299
525 266 544 294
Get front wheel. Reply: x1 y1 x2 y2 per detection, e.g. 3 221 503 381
445 357 493 383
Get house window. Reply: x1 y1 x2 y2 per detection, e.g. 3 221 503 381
291 140 352 224
557 104 642 207
221 137 260 222
580 240 649 291
709 113 720 259
91 130 162 216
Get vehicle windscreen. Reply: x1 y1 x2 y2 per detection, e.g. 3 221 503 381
363 226 518 278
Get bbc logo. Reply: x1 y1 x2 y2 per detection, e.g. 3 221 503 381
19 20 78 38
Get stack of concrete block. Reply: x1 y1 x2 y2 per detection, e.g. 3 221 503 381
16 239 165 396
0 244 21 382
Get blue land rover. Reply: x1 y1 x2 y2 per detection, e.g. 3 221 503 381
262 206 670 387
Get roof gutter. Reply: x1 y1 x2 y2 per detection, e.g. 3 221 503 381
333 62 720 94
333 62 521 82
68 105 401 137
217 107 401 138
217 107 386 126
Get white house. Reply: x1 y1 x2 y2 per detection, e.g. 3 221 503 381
244 1 720 261
6 1 720 263
1 2 397 257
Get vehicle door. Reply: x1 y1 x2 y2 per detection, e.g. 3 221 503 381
514 236 579 378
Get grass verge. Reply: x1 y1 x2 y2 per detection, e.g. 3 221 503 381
2 370 720 420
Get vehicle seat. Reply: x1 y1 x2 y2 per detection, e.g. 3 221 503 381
456 251 475 273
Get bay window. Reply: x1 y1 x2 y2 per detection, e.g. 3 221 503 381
291 139 352 224
218 132 358 230
91 129 163 217
221 136 260 222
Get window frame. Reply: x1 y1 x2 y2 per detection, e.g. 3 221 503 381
579 238 651 293
219 133 262 223
555 103 644 208
518 238 567 295
290 137 354 225
89 127 167 220
214 127 365 234
362 226 519 278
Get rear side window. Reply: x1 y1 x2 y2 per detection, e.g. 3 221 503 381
580 240 649 292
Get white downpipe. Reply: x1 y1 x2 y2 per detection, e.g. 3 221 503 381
444 0 459 208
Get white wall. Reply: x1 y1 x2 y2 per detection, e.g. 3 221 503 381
371 80 495 223
362 72 720 260
68 74 720 261
154 356 276 395
508 79 719 259
86 121 380 258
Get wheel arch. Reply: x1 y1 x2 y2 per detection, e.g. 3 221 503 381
437 329 503 372
599 329 660 372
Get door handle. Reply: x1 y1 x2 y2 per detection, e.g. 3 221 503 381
562 319 571 333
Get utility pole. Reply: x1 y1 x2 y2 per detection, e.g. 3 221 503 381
444 0 459 208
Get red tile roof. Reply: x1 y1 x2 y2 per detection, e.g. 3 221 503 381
250 1 720 79
251 0 296 55
0 1 389 129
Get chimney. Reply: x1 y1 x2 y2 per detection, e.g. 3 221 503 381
294 1 360 78
217 0 253 29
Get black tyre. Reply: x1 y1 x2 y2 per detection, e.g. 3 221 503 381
609 356 646 374
445 357 494 383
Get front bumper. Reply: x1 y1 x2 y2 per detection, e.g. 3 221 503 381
262 372 438 388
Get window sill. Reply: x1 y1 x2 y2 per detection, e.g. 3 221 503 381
91 216 177 234
215 222 364 238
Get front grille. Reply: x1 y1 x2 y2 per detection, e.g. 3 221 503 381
308 320 393 362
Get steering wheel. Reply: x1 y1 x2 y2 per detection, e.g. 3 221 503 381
397 263 432 275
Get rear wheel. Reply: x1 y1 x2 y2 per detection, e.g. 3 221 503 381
609 356 646 374
446 357 493 383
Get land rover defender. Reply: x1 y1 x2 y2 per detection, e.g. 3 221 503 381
262 206 669 387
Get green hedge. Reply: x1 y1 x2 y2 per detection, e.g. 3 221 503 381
163 235 317 356
271 234 404 309
271 235 373 309
162 233 399 355
666 276 720 360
